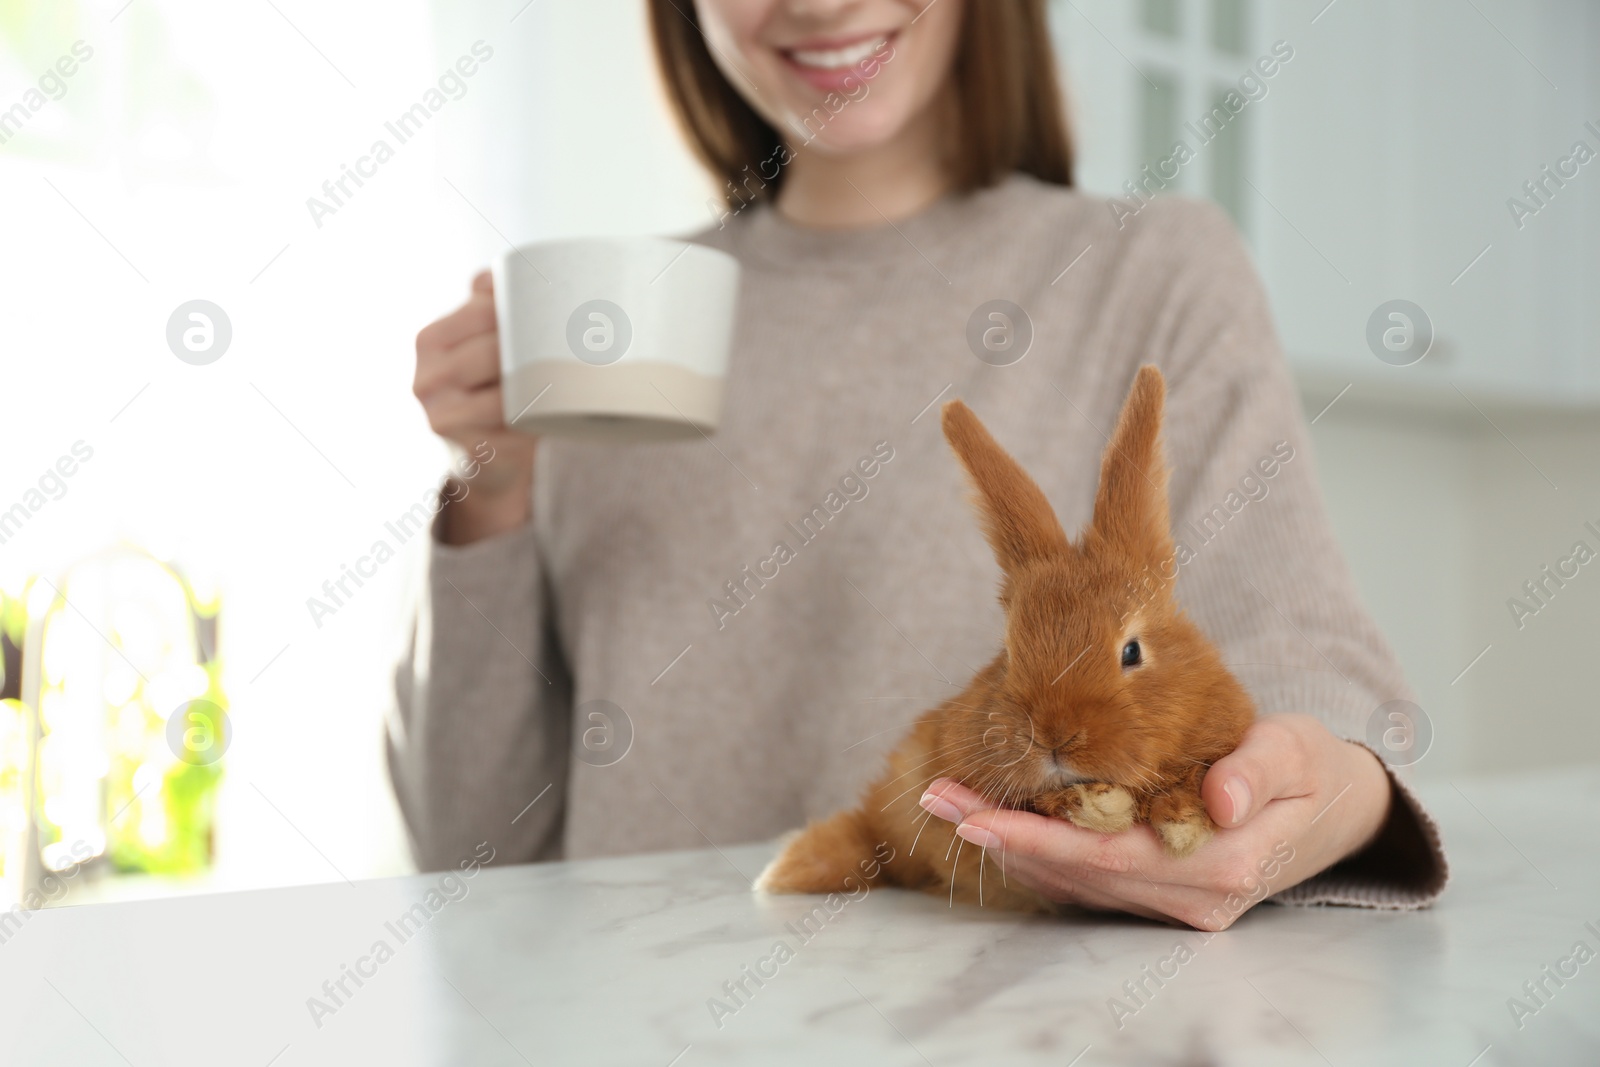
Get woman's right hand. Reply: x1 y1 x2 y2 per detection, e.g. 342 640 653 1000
413 269 539 545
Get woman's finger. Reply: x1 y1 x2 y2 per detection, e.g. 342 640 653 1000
1000 835 1275 931
918 778 993 822
419 385 506 438
970 835 1226 927
954 803 1162 873
920 783 1178 917
1201 714 1320 828
968 796 1319 926
416 291 497 357
924 778 1205 890
919 775 1297 927
416 331 501 399
985 849 1181 924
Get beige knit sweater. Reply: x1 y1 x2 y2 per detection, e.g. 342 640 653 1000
387 174 1448 909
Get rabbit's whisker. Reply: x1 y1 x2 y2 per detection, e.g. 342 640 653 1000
949 835 965 908
907 805 937 857
876 738 997 810
890 746 1020 825
994 778 1022 890
874 735 993 796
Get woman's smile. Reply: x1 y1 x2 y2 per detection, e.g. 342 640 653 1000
777 30 896 92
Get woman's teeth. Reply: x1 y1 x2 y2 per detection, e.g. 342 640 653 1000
788 35 887 70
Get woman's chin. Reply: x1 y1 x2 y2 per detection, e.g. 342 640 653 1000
781 115 917 159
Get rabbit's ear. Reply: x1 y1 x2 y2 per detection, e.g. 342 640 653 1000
1090 365 1174 566
942 399 1070 575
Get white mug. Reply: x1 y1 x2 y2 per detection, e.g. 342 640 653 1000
492 237 741 442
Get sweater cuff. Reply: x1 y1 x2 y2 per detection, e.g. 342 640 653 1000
428 479 539 574
1267 741 1449 909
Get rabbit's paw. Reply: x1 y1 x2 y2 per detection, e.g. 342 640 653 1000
1035 782 1136 833
1155 811 1214 857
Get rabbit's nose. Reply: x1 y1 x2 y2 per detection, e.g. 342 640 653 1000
1048 733 1086 769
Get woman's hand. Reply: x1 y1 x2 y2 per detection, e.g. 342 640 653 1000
918 713 1394 929
414 270 539 544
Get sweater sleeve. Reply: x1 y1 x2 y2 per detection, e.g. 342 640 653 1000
385 476 572 871
1144 200 1449 909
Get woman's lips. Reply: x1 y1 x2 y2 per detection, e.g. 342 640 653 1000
779 32 895 93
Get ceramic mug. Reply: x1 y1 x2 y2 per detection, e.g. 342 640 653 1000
492 237 741 442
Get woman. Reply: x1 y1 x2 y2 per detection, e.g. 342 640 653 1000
390 0 1446 928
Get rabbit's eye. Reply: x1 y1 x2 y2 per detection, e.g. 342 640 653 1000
1121 639 1142 668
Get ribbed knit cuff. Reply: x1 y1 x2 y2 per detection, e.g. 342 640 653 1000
1267 741 1449 909
428 474 539 567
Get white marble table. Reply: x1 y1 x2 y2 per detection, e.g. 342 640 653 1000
3 767 1598 1066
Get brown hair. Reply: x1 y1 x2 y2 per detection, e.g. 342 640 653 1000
646 0 1073 208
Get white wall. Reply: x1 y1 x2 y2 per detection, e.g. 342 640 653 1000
1305 400 1600 780
427 0 716 251
1459 414 1600 773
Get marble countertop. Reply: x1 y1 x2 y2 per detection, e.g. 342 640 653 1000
3 766 1598 1066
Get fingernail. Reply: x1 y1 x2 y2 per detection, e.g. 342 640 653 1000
956 823 1000 849
1224 778 1251 826
919 792 962 823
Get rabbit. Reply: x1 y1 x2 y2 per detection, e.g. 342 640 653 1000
756 365 1255 912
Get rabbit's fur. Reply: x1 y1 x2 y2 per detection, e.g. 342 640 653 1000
757 366 1255 912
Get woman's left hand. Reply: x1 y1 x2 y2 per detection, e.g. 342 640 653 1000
918 713 1394 929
